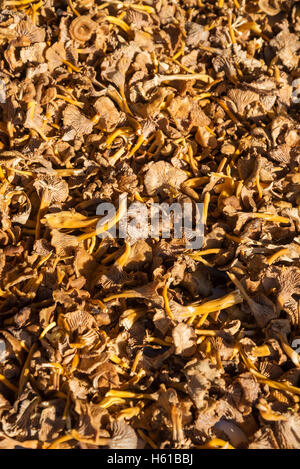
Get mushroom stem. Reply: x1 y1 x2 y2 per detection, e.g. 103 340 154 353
194 309 210 327
183 177 209 188
97 396 127 409
168 57 196 75
5 0 34 5
109 353 130 369
41 362 64 375
6 167 34 176
239 345 259 372
146 336 172 346
172 40 185 60
7 121 15 140
30 0 42 24
215 98 239 124
109 147 126 165
46 433 74 449
189 248 222 259
137 429 157 449
47 429 112 449
100 0 154 14
251 345 271 357
225 233 245 243
257 404 287 422
116 405 142 420
87 235 96 254
215 348 224 371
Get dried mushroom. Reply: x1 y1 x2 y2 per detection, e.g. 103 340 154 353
69 16 97 43
0 0 299 452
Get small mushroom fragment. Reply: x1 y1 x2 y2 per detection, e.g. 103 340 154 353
101 44 139 115
33 176 69 240
258 0 281 16
266 319 300 367
50 229 78 256
108 421 138 449
263 266 300 326
184 359 224 410
4 18 45 70
103 279 164 308
227 272 277 327
5 189 31 225
1 0 300 451
185 21 209 46
94 241 131 290
168 95 210 133
69 16 97 43
15 18 45 44
214 420 248 448
249 427 279 449
47 420 137 449
45 41 67 72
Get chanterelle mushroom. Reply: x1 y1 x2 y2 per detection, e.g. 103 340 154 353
263 266 300 326
69 16 97 43
0 0 300 451
144 161 188 196
33 175 69 240
62 105 94 140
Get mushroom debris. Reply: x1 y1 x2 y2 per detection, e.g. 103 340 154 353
0 0 299 450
